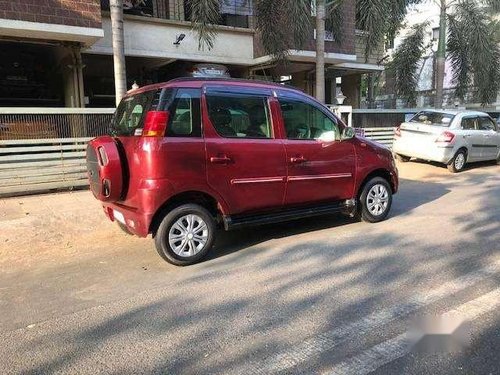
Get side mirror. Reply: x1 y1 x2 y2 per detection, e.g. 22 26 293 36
341 127 355 140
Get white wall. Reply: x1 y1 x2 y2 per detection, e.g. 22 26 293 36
86 16 255 66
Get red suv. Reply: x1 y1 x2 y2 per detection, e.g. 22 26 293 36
87 78 398 265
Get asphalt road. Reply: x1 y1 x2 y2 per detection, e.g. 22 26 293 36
0 160 499 374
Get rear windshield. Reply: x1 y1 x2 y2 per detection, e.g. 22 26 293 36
110 89 173 136
409 111 454 127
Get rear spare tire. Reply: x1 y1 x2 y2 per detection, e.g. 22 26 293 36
86 136 124 202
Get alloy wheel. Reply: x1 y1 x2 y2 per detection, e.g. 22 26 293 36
366 184 389 216
168 214 209 257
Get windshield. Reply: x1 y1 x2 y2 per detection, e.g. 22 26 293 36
409 111 454 127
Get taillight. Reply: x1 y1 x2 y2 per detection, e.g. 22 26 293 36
395 126 401 137
435 131 455 143
142 111 169 137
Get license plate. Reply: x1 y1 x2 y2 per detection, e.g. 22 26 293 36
113 210 125 225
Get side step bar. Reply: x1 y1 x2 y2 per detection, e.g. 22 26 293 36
223 199 356 231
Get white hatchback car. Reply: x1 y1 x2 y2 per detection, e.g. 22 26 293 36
393 110 500 172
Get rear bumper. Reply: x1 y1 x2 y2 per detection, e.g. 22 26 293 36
101 203 152 237
393 139 456 164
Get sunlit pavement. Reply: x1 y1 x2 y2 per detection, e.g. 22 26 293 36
1 160 499 374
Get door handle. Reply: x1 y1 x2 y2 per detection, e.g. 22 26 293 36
290 156 307 164
210 155 232 164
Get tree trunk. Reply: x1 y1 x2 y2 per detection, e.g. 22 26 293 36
435 0 446 108
315 0 326 103
110 0 127 106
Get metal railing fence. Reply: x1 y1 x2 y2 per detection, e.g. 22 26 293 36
0 108 115 140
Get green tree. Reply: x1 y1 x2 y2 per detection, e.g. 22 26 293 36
189 0 415 103
388 23 428 106
391 0 500 107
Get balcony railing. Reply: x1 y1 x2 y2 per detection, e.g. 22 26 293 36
101 0 253 29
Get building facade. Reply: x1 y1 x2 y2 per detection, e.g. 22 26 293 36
0 0 383 108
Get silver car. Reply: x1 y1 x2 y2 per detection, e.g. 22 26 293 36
393 110 500 172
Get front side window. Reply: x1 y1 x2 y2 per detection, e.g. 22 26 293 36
279 98 340 141
167 89 201 137
478 117 497 131
206 93 272 138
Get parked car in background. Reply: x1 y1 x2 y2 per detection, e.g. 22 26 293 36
87 78 398 266
393 110 500 173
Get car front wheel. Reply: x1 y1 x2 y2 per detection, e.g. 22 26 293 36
358 177 393 223
154 204 216 266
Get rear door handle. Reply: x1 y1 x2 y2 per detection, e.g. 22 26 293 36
290 156 307 164
210 155 232 164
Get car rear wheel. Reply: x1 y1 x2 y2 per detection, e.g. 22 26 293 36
447 149 466 173
358 177 393 223
395 154 411 162
154 204 216 266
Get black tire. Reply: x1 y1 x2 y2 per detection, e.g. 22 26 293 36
358 177 393 223
154 204 216 266
395 153 411 162
447 149 467 173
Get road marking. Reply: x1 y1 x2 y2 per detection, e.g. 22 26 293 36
324 287 500 375
237 261 500 375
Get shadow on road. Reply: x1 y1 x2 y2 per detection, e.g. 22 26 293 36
5 168 500 374
207 177 450 262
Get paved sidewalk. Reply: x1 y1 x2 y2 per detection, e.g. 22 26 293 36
0 189 144 273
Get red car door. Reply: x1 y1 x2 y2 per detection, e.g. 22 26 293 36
203 85 287 215
277 93 356 206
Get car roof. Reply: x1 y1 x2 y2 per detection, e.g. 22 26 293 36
415 109 490 117
126 77 303 96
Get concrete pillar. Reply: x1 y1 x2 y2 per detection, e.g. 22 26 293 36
55 46 80 108
291 71 309 93
171 0 185 20
341 74 361 109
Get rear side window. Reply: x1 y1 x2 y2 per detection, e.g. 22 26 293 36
410 111 454 127
461 117 477 130
206 93 272 138
167 89 202 137
111 89 169 136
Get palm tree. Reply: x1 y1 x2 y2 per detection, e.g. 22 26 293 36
110 0 127 106
315 0 326 102
190 0 415 103
390 0 500 107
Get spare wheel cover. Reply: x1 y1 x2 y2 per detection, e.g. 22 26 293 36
86 136 123 202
